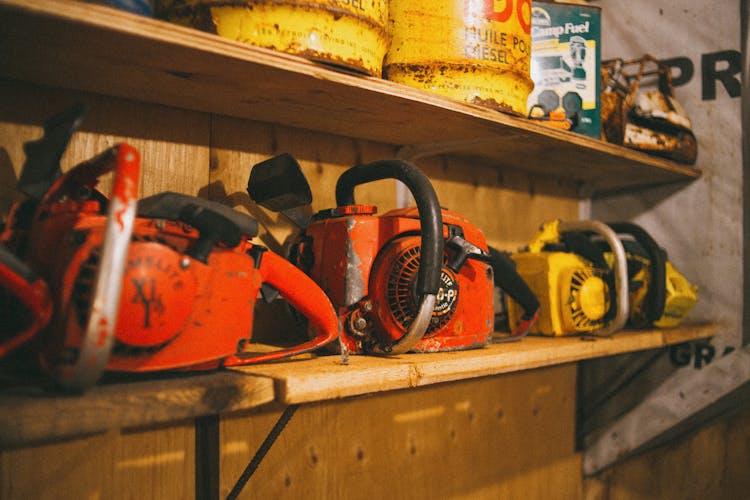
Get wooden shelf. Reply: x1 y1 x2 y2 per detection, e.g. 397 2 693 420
0 324 714 448
235 324 716 404
0 371 274 448
0 0 700 197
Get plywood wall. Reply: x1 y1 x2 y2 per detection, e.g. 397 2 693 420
0 421 195 499
222 364 581 500
584 404 750 500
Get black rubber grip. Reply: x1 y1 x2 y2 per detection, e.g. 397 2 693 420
488 247 540 320
335 160 443 296
139 192 258 238
607 222 667 324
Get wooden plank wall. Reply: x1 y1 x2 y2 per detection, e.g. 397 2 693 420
0 80 581 499
220 364 580 499
584 404 750 500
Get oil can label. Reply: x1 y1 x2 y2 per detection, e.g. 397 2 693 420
527 1 601 138
385 0 534 113
462 0 532 72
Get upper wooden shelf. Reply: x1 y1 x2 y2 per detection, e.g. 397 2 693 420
0 0 700 197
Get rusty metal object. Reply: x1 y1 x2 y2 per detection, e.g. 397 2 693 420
384 0 533 115
157 0 389 76
601 54 698 164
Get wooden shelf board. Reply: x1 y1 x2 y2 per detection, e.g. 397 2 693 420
234 324 717 405
0 324 714 447
0 0 700 197
0 370 274 448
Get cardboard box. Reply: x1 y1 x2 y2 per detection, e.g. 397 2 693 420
528 1 601 138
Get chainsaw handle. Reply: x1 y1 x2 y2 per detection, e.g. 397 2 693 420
224 248 340 365
559 220 629 337
0 245 52 357
335 160 443 297
138 192 260 263
487 246 540 340
56 144 141 391
607 222 667 325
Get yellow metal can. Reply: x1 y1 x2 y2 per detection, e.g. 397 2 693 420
384 0 533 114
157 0 389 76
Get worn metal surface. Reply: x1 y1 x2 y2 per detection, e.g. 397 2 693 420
158 0 389 76
384 0 533 115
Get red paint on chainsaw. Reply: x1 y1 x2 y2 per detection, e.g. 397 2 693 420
295 206 495 354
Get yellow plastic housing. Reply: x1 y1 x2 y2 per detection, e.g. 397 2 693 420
506 251 609 336
607 252 698 328
654 261 699 328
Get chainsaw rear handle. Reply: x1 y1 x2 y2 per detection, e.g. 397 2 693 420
335 160 442 355
607 222 667 325
54 144 141 391
487 247 540 340
225 248 340 365
559 220 629 337
0 245 52 357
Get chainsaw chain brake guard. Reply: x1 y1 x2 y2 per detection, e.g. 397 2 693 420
441 233 540 340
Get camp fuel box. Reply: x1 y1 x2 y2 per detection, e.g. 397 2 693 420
527 1 601 138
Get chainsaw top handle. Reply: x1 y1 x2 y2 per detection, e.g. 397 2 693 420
607 222 667 325
558 220 629 337
55 143 141 391
335 160 443 355
335 160 443 297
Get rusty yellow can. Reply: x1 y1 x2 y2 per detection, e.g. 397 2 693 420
384 0 533 114
157 0 389 76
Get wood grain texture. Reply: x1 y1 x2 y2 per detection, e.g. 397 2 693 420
0 421 194 500
412 154 579 251
234 324 716 405
0 80 211 200
0 0 700 197
0 371 274 448
220 364 582 500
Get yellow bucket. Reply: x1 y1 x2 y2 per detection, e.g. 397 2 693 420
158 0 390 76
384 0 533 114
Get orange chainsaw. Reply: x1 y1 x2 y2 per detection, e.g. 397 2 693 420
0 104 340 390
248 154 539 355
